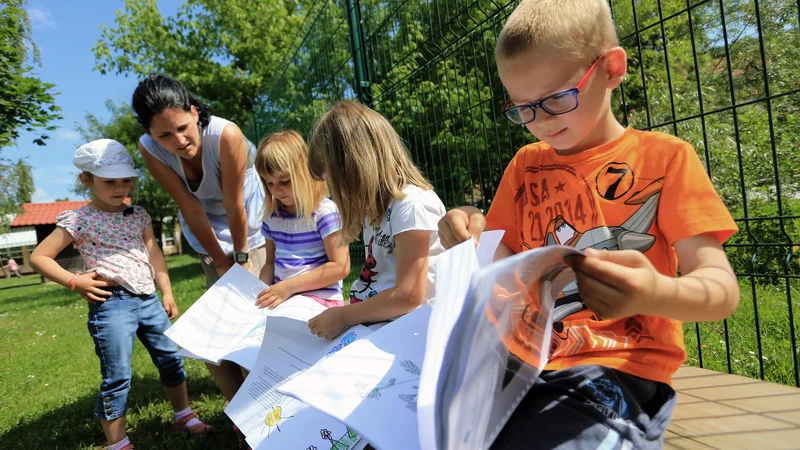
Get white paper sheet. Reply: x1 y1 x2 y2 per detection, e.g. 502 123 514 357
442 245 580 450
226 312 373 450
176 347 217 365
278 306 432 450
165 262 333 368
164 264 269 364
476 230 505 268
417 237 486 450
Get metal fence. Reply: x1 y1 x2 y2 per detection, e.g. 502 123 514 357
246 0 800 386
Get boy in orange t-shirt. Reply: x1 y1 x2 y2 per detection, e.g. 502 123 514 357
438 0 740 448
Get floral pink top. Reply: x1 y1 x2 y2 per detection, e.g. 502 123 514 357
56 206 156 295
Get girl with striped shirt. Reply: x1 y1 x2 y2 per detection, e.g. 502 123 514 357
253 130 350 309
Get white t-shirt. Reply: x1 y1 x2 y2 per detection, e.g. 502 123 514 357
349 185 446 304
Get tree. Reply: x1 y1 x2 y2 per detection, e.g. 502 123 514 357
0 163 17 233
0 0 61 148
13 159 33 204
0 157 35 233
93 0 306 127
76 99 178 243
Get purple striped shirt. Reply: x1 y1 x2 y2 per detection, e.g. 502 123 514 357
261 198 343 301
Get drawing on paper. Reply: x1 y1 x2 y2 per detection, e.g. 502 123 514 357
327 331 358 356
399 359 421 375
319 427 360 450
399 388 418 412
354 359 420 412
259 396 296 437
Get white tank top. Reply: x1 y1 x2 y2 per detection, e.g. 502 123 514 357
139 116 265 255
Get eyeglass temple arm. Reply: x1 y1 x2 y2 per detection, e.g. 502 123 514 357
576 54 605 92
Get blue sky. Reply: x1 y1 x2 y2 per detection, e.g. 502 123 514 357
6 0 182 203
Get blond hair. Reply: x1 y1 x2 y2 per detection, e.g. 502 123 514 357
255 130 329 221
496 0 618 64
308 100 432 244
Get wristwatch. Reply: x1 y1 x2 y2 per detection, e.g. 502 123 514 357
233 251 250 264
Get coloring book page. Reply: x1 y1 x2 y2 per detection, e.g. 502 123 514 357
278 306 431 450
226 304 373 450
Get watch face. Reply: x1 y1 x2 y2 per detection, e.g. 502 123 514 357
235 252 248 263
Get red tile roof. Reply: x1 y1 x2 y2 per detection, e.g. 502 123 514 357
11 199 131 227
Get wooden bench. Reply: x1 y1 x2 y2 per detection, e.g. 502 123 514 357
667 366 800 449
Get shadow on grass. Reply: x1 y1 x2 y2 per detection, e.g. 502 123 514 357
0 373 238 450
0 276 42 292
0 289 78 314
165 258 204 285
0 259 205 315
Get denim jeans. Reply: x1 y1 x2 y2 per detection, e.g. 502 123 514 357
87 287 185 420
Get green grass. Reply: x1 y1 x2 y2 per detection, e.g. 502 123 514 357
684 277 800 386
0 255 234 449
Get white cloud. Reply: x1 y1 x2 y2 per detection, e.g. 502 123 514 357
31 188 53 204
56 129 81 141
28 7 56 29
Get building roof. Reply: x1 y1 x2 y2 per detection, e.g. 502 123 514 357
0 227 37 249
11 201 91 226
11 199 135 227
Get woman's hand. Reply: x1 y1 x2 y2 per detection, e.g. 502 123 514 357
214 258 234 278
240 259 254 274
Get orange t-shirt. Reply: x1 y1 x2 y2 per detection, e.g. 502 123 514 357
485 128 737 385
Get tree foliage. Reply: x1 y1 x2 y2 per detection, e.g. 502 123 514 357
13 158 33 204
0 158 34 233
93 0 306 126
0 0 61 148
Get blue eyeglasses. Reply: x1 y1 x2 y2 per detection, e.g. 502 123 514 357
501 55 604 125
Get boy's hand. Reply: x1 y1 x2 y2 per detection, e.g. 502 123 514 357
438 206 486 249
308 308 348 340
256 283 292 309
565 248 671 320
75 272 112 304
162 295 179 319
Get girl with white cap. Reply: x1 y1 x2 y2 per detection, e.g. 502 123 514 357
30 139 210 450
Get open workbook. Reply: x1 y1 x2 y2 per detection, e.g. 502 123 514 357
276 233 582 450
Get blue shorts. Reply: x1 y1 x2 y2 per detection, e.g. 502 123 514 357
87 287 185 420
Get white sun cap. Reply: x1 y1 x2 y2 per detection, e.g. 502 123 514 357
73 139 138 179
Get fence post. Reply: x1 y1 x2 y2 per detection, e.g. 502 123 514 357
345 0 372 106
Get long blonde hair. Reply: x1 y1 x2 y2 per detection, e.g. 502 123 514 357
308 100 432 244
255 130 328 221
